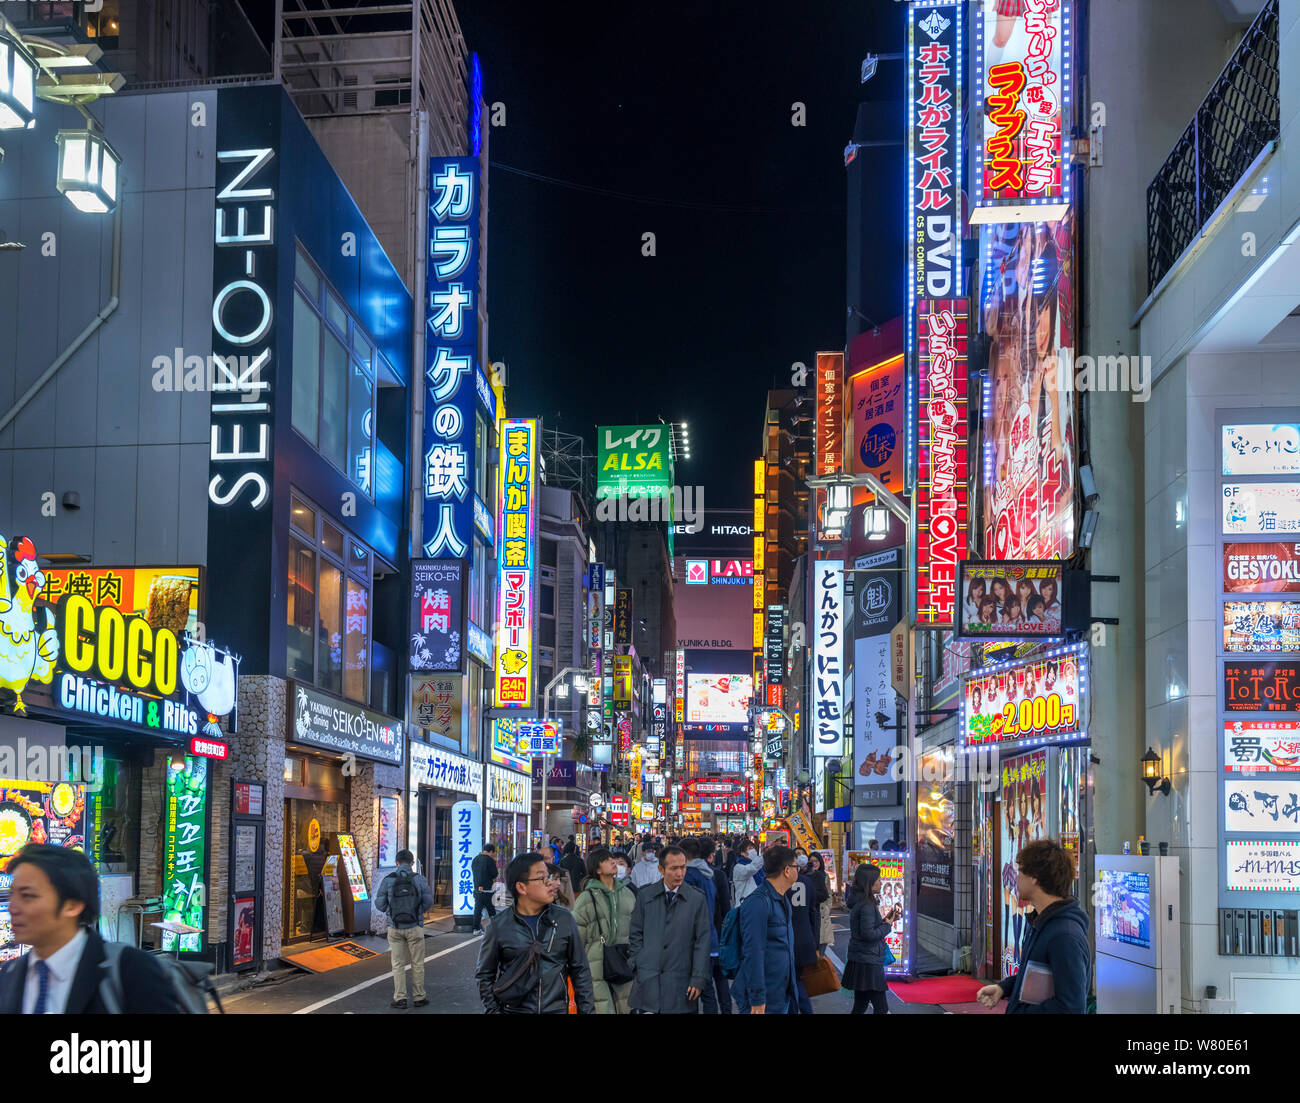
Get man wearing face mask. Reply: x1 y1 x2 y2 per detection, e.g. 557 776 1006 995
732 841 763 905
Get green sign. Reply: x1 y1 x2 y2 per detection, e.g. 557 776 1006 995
597 424 674 499
161 755 208 953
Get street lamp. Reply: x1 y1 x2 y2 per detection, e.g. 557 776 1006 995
55 127 121 213
0 31 37 130
805 471 909 541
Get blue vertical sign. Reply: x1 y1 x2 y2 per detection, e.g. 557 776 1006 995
423 158 481 558
452 798 482 918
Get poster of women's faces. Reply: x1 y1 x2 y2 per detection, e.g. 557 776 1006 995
999 749 1048 979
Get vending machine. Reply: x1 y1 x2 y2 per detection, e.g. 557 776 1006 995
1095 854 1181 1014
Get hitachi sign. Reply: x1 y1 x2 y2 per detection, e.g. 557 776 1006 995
671 524 752 536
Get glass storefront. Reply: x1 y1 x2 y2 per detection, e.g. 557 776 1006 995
282 751 349 944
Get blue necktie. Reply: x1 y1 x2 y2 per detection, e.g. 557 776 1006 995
32 960 50 1015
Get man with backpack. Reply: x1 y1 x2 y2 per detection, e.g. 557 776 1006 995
375 849 434 1008
0 844 184 1013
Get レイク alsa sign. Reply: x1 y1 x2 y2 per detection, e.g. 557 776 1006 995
209 147 276 509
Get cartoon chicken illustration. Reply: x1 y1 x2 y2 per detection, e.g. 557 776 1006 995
180 637 238 737
0 536 59 715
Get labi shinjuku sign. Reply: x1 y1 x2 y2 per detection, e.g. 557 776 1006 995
0 535 239 736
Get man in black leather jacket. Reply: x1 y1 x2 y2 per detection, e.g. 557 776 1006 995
475 852 595 1014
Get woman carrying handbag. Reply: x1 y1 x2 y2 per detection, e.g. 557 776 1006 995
573 848 637 1014
843 864 899 1014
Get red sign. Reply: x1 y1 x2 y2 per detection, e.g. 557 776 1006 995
975 0 1070 210
816 352 844 476
709 559 754 579
1225 662 1300 713
767 683 784 708
190 735 229 760
1225 542 1300 594
712 801 748 814
682 778 747 800
610 798 629 826
234 782 263 816
915 299 969 626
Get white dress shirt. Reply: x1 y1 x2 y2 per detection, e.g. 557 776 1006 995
23 928 89 1014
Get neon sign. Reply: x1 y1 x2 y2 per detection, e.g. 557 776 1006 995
209 147 276 509
493 419 537 707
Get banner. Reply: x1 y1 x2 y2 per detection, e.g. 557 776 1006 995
452 800 482 917
1223 483 1300 535
958 561 1064 637
787 810 821 852
411 675 461 741
962 646 1085 747
972 0 1072 219
855 548 903 801
1225 780 1300 832
1225 542 1300 594
915 299 969 626
423 157 481 559
597 425 673 500
1224 601 1300 653
1225 662 1300 712
615 588 633 647
999 749 1048 977
1224 840 1300 893
1224 721 1300 772
850 355 907 494
409 559 466 672
980 210 1076 560
161 756 209 953
1222 423 1300 476
494 419 538 707
812 562 846 758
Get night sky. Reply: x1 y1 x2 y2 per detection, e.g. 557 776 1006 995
457 0 901 506
240 0 904 506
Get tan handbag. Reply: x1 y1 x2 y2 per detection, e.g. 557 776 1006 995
799 953 841 997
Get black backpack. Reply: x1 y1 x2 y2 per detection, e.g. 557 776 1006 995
386 868 422 926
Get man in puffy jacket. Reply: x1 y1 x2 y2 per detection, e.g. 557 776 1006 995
732 841 762 904
699 835 733 1013
476 852 595 1014
977 839 1091 1014
735 846 800 1014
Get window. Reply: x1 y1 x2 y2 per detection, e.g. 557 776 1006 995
291 244 377 497
287 493 386 705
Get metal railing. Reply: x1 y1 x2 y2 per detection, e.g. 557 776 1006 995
1146 0 1280 292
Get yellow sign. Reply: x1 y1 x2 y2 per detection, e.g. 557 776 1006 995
753 611 764 648
60 595 180 698
613 655 633 708
41 565 200 633
307 818 322 853
787 810 821 853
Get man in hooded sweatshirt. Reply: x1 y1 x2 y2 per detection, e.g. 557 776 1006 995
977 838 1090 1013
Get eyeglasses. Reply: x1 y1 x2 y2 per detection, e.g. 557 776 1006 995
523 875 555 884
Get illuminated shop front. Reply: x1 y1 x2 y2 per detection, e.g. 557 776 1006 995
408 738 482 908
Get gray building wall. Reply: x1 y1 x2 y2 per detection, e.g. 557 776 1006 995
0 90 216 568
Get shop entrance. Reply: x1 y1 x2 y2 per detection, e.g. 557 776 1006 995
284 798 345 943
417 790 454 908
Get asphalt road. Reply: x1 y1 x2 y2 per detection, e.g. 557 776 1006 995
222 911 939 1015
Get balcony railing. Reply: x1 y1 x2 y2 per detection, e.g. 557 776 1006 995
1146 0 1280 292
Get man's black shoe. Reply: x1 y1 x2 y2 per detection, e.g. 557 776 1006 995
391 998 408 1008
413 998 429 1007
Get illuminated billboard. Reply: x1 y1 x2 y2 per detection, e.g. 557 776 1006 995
686 673 753 726
915 299 968 627
971 0 1072 223
961 643 1087 748
493 419 538 707
850 354 906 494
1223 484 1300 535
1224 721 1300 772
813 561 846 758
1224 601 1300 654
597 424 674 500
1225 542 1300 594
957 561 1065 638
1222 424 1300 476
980 210 1077 560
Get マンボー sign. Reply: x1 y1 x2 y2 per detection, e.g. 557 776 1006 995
494 419 538 707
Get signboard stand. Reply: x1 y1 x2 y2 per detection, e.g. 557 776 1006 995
229 779 265 973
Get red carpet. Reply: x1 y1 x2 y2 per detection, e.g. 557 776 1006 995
887 975 985 1004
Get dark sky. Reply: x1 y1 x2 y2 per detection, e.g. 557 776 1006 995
238 0 904 506
457 0 902 506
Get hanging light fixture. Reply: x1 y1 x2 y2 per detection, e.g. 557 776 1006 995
0 31 38 130
55 126 121 213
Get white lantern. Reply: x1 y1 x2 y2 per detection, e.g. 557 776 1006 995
55 127 121 213
0 32 38 130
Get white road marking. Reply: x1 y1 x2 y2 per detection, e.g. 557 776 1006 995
292 933 482 1014
825 948 845 973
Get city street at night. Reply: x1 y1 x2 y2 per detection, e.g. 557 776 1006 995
0 0 1295 1083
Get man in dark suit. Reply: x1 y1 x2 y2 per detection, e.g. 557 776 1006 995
628 845 711 1014
0 844 182 1014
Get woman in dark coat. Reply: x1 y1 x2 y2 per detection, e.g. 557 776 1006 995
843 864 900 1014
